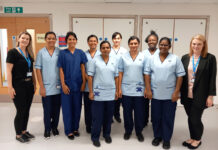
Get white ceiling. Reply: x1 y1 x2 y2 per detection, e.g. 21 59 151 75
1 0 218 3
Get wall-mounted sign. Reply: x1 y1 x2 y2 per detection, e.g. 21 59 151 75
4 7 23 13
58 36 67 47
36 34 45 43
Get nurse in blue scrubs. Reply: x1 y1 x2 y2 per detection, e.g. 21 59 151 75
88 41 119 147
35 31 61 138
111 32 128 123
119 36 146 142
144 37 185 149
142 30 159 126
57 32 87 140
83 34 101 133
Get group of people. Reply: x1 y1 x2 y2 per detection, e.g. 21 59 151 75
6 30 216 149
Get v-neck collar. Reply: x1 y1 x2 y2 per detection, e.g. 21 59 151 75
159 53 169 64
129 51 139 62
88 49 97 59
45 47 56 57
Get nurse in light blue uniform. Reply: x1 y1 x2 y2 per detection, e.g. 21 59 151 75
144 37 185 149
119 36 146 142
88 41 119 147
83 34 101 134
35 31 61 138
57 32 87 140
110 32 128 123
142 30 159 126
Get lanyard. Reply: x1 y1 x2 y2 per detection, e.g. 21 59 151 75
192 55 200 76
18 47 31 69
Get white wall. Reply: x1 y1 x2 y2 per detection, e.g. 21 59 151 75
1 2 218 103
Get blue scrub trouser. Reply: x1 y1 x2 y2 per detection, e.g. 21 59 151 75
61 92 82 135
144 98 150 125
122 95 145 134
83 92 92 130
114 98 122 118
151 99 177 142
91 100 115 142
42 94 61 132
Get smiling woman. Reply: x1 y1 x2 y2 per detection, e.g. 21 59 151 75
6 31 36 143
57 31 88 140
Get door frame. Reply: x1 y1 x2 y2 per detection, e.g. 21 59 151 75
139 15 210 51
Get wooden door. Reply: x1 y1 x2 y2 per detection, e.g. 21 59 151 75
0 16 50 95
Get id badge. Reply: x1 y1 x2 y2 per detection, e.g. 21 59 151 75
190 78 195 83
27 72 32 77
56 85 61 89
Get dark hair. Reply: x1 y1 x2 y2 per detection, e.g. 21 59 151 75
65 31 77 43
145 30 159 43
128 36 140 44
45 31 56 39
100 40 111 49
159 37 171 48
112 32 122 39
87 34 98 42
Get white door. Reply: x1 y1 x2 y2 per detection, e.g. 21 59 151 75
72 18 103 51
173 19 206 58
141 19 174 52
104 18 135 51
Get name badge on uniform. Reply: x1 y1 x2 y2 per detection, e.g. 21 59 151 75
56 85 61 89
27 72 32 77
190 78 195 83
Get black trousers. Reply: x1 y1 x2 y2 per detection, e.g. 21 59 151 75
13 84 34 135
183 98 204 141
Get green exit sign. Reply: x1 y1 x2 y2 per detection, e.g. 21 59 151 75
4 7 23 13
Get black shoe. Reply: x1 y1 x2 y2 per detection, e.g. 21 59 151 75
152 137 162 146
52 128 59 136
124 133 131 140
104 136 112 143
188 141 202 149
163 141 171 149
136 133 144 142
23 132 35 139
86 127 91 134
16 134 30 143
44 131 50 139
114 116 121 123
182 141 191 147
93 140 101 147
67 134 74 140
73 131 80 137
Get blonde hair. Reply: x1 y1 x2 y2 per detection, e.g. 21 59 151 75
17 31 34 60
189 34 208 58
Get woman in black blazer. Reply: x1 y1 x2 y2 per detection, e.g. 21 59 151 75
181 34 217 149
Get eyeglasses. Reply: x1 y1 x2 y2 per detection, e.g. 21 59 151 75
159 44 169 47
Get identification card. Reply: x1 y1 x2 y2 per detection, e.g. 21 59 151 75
56 85 61 89
27 72 32 77
190 78 195 83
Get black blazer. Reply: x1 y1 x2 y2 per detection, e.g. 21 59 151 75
180 53 217 109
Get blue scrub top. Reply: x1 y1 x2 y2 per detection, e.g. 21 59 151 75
84 49 101 92
144 53 185 100
119 52 146 97
142 48 160 57
57 48 88 92
35 47 61 96
88 55 119 101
